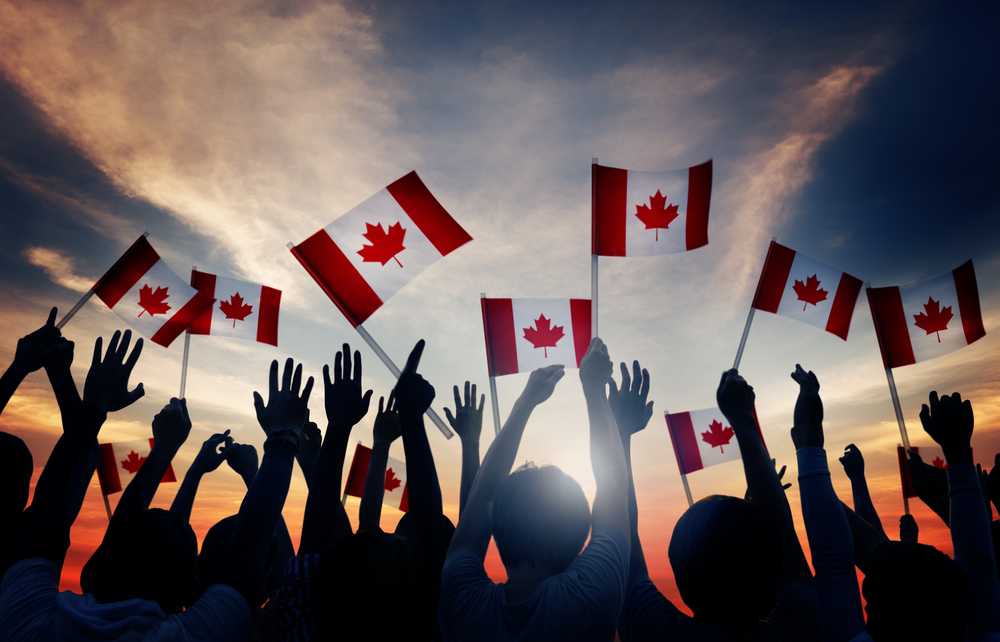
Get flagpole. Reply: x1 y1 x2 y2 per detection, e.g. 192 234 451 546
354 324 454 440
101 493 113 521
732 308 755 370
481 293 502 436
679 472 694 508
591 156 599 338
179 331 192 398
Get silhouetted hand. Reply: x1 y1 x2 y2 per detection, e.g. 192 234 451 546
899 513 918 543
43 335 75 373
226 442 259 483
191 430 233 474
919 391 974 464
790 364 823 449
253 357 314 442
839 444 865 480
297 418 322 480
579 337 612 394
522 365 565 406
13 307 63 375
83 329 144 414
609 360 653 438
393 340 435 417
716 369 755 425
374 394 402 445
152 398 192 455
445 381 485 443
323 343 373 433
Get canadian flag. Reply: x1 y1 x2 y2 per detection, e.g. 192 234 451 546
96 438 177 495
868 261 985 369
897 445 948 499
481 298 592 376
344 443 409 511
291 172 472 327
592 160 712 256
189 270 281 346
92 237 214 347
665 408 763 474
751 241 863 340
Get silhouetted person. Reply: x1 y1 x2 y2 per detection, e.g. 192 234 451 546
440 338 630 641
444 380 486 516
0 432 32 579
839 443 887 540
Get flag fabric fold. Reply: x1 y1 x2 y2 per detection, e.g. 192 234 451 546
868 260 985 368
97 438 176 495
291 171 472 327
189 270 281 345
481 298 592 376
751 241 863 340
344 443 409 511
92 236 214 347
592 160 712 257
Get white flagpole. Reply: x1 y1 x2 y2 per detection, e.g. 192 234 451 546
179 331 192 398
354 324 454 439
732 308 755 370
679 472 694 508
481 293 502 436
591 157 599 338
102 493 113 521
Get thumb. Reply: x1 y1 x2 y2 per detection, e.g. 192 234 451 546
128 383 145 404
444 407 456 428
253 391 265 422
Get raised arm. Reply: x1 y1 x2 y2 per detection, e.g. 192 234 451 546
225 440 294 572
0 308 62 416
580 339 630 551
718 369 811 582
393 340 443 521
839 443 887 539
444 381 485 516
300 344 371 554
920 391 1000 636
448 364 564 560
359 394 401 532
226 358 313 604
790 364 865 641
169 430 232 523
20 330 144 565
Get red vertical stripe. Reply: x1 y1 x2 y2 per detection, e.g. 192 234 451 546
481 298 519 376
867 286 916 368
399 485 410 513
150 291 215 347
898 445 919 498
344 443 372 498
256 286 282 346
825 272 863 340
97 443 122 495
751 241 796 312
953 260 985 346
291 230 384 327
188 270 217 335
386 171 472 256
592 164 628 256
94 236 160 308
684 160 712 250
665 412 703 474
569 299 592 366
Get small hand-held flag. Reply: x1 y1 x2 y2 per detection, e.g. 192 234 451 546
344 443 409 511
97 438 177 498
189 270 282 345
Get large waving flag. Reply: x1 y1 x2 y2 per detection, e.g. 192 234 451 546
97 438 176 495
93 237 213 347
868 260 985 368
190 270 281 346
291 172 472 326
751 241 863 340
592 160 712 256
344 443 409 511
481 298 592 376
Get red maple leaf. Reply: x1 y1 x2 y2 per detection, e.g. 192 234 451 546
792 274 828 311
913 297 953 343
219 292 253 327
701 419 735 453
137 284 170 317
634 190 679 241
384 467 402 492
357 222 407 267
931 456 947 469
522 314 565 358
121 450 146 474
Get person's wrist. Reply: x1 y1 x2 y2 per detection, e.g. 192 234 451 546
373 437 393 450
943 444 973 466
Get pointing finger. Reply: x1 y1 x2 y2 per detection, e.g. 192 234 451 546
403 339 425 375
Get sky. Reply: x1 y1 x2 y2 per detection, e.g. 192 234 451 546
0 0 998 605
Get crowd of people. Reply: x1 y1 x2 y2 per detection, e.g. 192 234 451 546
0 307 997 641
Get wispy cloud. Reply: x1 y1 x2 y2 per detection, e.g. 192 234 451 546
24 246 93 293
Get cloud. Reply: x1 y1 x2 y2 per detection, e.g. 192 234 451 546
24 246 93 293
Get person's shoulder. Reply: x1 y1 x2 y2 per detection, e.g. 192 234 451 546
1 558 57 592
167 584 252 640
574 534 628 570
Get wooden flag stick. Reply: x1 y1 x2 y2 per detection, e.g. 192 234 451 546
732 307 755 370
591 156 599 338
480 293 502 437
354 324 454 439
679 472 694 508
56 287 96 330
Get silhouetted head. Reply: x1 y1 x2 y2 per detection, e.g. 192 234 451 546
318 531 419 639
669 495 781 624
198 514 292 599
492 464 591 574
0 432 32 518
83 508 198 613
863 541 968 642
